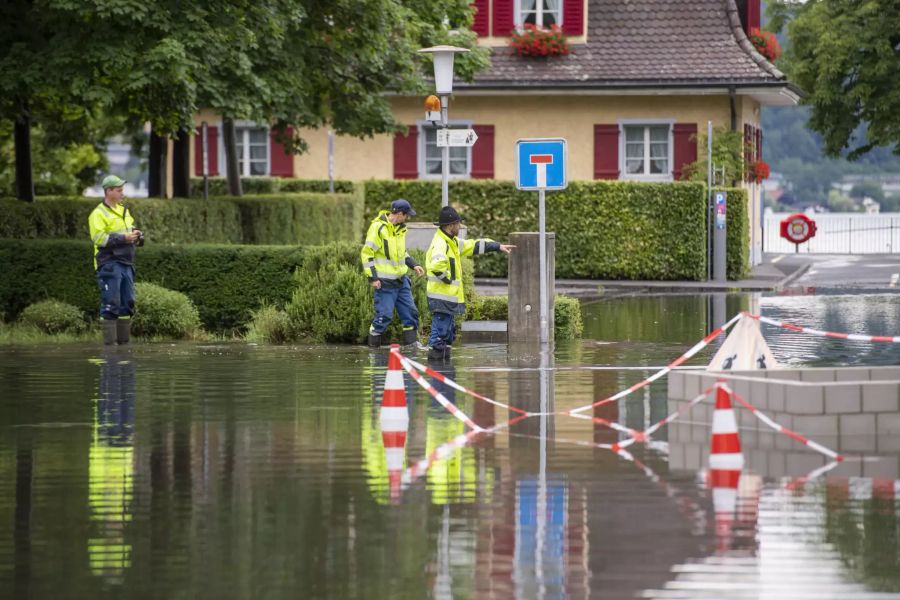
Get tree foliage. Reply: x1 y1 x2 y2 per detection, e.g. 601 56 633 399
770 0 900 158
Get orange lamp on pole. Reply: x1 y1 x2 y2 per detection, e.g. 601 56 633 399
424 95 442 123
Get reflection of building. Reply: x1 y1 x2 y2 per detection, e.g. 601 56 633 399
88 355 135 582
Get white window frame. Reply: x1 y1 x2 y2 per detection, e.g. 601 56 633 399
218 120 271 177
417 120 473 180
619 119 674 182
515 0 564 29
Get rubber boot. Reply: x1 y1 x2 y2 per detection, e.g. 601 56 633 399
116 319 131 345
368 332 383 348
401 328 418 347
102 320 117 346
427 345 451 362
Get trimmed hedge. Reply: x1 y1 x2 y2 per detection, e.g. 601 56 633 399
467 294 583 340
0 239 306 331
0 192 363 246
363 180 709 280
719 187 750 280
188 176 356 196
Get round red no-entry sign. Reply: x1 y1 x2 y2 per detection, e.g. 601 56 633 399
780 213 817 245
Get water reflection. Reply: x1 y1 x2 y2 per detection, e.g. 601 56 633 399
0 291 899 597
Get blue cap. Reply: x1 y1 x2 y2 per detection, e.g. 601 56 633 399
391 198 416 216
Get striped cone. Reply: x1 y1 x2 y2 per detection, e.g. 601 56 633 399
382 427 408 504
381 344 409 428
709 385 744 552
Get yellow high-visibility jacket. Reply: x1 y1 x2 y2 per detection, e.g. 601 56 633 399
88 201 137 270
360 211 419 286
426 227 499 314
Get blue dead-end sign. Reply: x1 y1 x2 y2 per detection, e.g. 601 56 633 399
516 138 567 191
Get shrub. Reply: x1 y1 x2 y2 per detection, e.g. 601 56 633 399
132 282 201 339
467 294 583 340
188 176 281 196
244 304 293 343
0 192 363 246
18 299 87 334
279 179 356 194
719 188 750 280
364 180 709 280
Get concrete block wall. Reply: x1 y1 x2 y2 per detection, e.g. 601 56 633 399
667 367 900 479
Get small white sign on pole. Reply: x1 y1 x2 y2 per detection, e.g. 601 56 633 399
436 129 478 147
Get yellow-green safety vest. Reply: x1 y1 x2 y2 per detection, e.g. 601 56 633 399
88 201 137 270
360 210 415 282
426 228 497 311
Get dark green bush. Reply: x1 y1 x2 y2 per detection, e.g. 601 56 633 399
18 299 87 334
467 294 583 340
245 304 293 343
363 180 711 280
0 239 306 331
188 177 356 197
132 282 201 339
279 179 356 194
0 192 363 246
720 187 750 280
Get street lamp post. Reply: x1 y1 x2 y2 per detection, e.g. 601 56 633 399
419 45 469 208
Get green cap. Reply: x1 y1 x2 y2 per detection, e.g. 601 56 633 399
101 175 127 189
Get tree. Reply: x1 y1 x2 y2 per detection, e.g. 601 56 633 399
770 0 900 159
849 181 885 203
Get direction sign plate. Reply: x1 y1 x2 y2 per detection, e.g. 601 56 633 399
437 129 478 147
516 138 567 191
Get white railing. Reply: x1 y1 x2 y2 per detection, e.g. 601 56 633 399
764 213 900 254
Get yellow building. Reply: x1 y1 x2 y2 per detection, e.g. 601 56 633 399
189 0 797 266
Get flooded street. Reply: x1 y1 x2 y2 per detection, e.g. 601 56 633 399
1 292 899 599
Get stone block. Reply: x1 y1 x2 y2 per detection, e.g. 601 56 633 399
839 414 877 452
877 414 900 452
862 456 899 480
862 383 900 413
870 367 900 381
784 385 824 414
684 442 703 470
683 373 701 400
787 452 827 476
668 372 685 401
767 453 787 479
801 369 836 383
748 449 768 472
751 379 769 410
835 367 871 382
824 384 861 414
834 460 864 478
769 383 786 412
766 370 802 381
757 431 775 450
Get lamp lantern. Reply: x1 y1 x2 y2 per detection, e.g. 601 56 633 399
418 45 469 95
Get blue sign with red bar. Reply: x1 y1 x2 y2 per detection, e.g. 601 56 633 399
516 139 567 191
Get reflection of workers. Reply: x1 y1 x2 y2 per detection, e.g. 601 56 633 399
426 206 514 361
89 175 144 345
361 199 425 348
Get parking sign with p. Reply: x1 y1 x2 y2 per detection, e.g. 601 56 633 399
516 139 567 191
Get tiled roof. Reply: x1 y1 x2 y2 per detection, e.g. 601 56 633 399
462 0 785 89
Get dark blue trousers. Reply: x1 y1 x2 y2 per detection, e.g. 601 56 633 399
97 261 135 320
370 277 418 334
428 312 456 350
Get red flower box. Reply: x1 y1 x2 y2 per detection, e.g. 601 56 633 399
509 24 571 57
748 28 782 62
749 160 770 184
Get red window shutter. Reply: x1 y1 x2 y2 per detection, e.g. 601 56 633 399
472 0 489 36
493 0 514 36
269 127 294 177
471 125 495 179
593 124 619 180
393 126 419 179
562 0 584 35
746 0 760 34
194 126 219 176
672 123 698 181
756 128 763 161
743 124 752 180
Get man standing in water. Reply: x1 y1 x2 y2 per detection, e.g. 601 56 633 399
89 175 143 345
425 206 514 361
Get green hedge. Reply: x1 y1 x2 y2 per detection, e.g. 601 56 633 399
363 180 709 280
0 239 306 331
188 176 356 197
467 294 583 340
0 192 363 246
719 187 750 280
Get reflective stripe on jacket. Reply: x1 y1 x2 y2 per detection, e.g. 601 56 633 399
360 211 419 286
89 202 136 270
426 228 499 314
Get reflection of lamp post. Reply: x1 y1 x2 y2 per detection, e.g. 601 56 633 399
419 45 469 208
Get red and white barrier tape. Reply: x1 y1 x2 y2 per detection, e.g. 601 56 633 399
724 384 844 461
395 352 484 431
644 387 715 438
568 313 744 415
746 312 900 343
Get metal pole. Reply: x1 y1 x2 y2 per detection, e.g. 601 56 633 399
441 95 449 208
537 351 548 589
707 121 713 280
848 218 852 254
201 121 209 201
539 189 549 346
327 130 335 193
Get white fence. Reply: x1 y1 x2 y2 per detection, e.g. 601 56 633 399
764 213 900 254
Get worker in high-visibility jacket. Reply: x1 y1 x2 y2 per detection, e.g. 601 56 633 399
361 199 424 348
425 206 514 361
88 175 143 345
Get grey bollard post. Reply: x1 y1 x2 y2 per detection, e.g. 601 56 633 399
508 232 555 344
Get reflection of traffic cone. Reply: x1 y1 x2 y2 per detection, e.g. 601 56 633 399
709 385 744 552
381 344 409 428
382 427 408 504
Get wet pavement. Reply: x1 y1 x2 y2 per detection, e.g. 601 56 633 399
1 291 899 598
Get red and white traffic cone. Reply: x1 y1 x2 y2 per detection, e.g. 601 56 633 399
709 384 744 552
382 426 408 504
381 344 409 429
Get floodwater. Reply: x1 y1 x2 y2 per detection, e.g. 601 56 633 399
1 292 899 599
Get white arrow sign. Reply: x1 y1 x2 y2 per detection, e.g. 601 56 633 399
436 129 478 147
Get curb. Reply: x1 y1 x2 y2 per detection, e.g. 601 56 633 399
774 263 811 290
